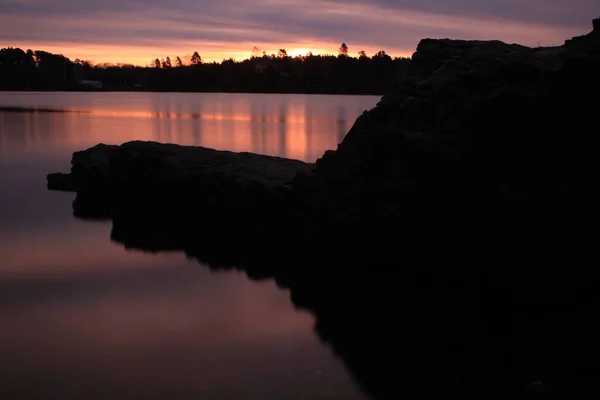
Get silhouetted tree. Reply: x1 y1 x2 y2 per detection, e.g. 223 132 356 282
251 46 261 58
25 49 36 67
358 50 368 59
374 50 390 59
0 47 39 89
339 42 349 57
278 49 288 58
175 56 183 67
154 58 161 68
164 57 172 68
74 59 93 68
191 51 202 65
96 63 115 69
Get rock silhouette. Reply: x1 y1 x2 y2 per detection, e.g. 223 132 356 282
50 20 600 255
291 20 600 254
47 21 600 398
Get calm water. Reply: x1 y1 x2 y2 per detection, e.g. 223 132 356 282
0 92 378 399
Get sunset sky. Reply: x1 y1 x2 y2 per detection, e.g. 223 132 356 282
1 0 598 65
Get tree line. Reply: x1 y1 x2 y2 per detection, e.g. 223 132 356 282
0 43 412 95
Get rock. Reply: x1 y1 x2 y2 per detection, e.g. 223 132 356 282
50 141 311 190
48 141 313 241
47 172 81 192
41 19 600 399
49 20 600 254
564 18 600 52
291 20 600 254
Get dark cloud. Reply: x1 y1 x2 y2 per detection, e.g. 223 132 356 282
1 0 597 62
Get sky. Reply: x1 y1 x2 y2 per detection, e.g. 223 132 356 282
0 0 598 65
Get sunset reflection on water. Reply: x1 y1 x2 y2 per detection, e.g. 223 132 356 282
0 92 377 162
0 92 377 399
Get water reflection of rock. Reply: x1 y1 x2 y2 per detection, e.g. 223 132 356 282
69 191 600 399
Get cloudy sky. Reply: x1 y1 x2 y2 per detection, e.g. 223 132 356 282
0 0 598 65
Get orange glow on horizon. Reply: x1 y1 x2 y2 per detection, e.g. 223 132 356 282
7 41 413 66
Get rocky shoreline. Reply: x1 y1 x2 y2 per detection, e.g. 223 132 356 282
45 20 600 398
49 19 600 255
48 141 313 244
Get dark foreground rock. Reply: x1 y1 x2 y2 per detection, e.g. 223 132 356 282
49 20 600 255
292 19 600 254
48 141 313 241
46 20 600 399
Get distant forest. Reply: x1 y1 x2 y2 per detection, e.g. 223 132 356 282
0 44 412 95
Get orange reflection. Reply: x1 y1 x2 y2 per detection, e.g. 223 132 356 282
0 92 373 399
0 93 379 162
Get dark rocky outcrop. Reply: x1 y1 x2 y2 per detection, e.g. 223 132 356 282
47 21 600 399
49 21 600 255
48 141 312 242
292 21 600 254
565 17 600 52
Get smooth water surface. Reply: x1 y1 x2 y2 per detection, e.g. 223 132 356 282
0 92 379 399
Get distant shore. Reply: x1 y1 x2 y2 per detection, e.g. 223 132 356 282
1 47 411 96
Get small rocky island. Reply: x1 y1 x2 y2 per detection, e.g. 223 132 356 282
49 19 600 255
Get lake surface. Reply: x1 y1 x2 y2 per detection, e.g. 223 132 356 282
0 92 379 399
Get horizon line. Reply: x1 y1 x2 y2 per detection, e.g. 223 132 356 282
1 42 415 67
